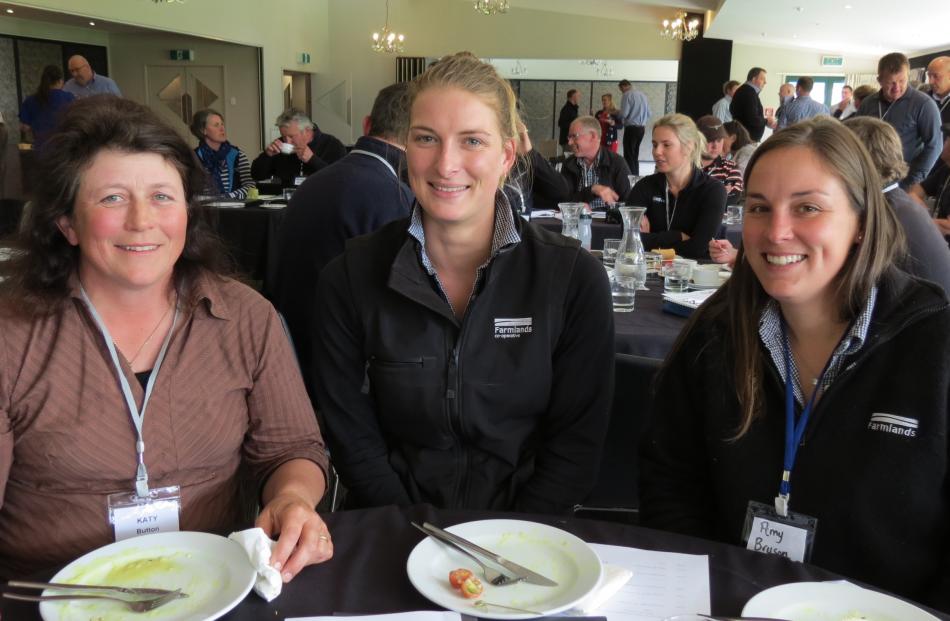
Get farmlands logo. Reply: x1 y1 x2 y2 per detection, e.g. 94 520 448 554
494 317 532 339
867 413 918 438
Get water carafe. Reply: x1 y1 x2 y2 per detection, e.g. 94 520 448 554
612 206 647 312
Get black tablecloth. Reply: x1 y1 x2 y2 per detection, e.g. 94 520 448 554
208 205 286 285
612 280 687 358
531 217 622 250
7 504 945 620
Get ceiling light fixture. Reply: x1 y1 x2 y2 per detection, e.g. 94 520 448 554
89 21 96 25
152 0 186 3
473 0 509 15
660 10 700 42
371 0 405 55
5 8 13 13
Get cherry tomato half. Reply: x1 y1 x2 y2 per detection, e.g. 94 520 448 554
460 576 484 599
449 568 474 589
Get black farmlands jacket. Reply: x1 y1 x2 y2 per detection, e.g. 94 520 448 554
312 209 614 513
641 269 950 612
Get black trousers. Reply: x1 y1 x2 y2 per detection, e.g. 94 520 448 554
622 125 645 175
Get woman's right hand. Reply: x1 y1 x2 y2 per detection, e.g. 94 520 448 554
708 238 738 266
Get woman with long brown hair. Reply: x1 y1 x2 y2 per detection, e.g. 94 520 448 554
641 117 950 611
18 64 75 147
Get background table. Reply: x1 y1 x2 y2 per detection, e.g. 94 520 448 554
531 217 622 250
6 504 945 620
612 282 687 358
205 203 286 287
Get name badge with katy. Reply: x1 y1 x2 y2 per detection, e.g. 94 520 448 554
80 285 184 542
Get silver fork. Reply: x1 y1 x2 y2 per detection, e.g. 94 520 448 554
410 522 524 586
3 589 184 612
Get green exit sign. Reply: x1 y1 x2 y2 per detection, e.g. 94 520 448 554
169 49 194 61
821 55 843 67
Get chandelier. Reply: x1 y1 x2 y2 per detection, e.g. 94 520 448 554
473 0 509 15
371 0 405 54
660 11 700 42
152 0 185 3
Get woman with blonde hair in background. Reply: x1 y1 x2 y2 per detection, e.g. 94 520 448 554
626 113 727 259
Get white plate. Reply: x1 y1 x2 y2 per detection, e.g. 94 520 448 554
41 531 256 621
406 519 602 620
742 581 940 621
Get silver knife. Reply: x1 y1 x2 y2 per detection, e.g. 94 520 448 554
421 521 558 587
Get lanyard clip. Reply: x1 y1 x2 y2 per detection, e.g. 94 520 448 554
135 440 149 498
774 493 789 518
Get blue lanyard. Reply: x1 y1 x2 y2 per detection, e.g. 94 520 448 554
777 319 833 516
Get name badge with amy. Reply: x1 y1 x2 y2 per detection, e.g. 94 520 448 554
742 499 817 562
109 486 182 541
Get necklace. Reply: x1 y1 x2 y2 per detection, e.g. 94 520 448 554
126 298 175 366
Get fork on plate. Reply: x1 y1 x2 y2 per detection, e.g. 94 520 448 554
2 589 184 613
410 522 524 586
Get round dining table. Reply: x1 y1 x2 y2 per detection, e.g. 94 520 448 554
4 504 946 621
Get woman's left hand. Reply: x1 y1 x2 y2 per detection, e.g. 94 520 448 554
256 492 333 582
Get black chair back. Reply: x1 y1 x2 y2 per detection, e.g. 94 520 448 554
574 353 662 523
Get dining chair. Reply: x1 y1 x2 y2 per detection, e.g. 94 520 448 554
573 353 662 524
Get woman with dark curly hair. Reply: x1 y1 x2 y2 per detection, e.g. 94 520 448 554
190 108 255 199
0 96 332 581
18 64 75 147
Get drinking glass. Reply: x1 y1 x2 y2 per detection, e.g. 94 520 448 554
283 187 297 202
558 202 585 241
725 204 742 224
627 175 641 189
602 239 621 268
663 259 693 293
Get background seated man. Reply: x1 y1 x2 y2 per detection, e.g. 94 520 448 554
560 115 631 210
251 110 346 188
909 122 950 243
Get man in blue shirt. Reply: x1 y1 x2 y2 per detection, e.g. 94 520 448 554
618 79 651 175
778 76 830 129
63 55 122 98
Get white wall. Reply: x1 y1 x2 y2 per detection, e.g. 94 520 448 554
731 42 878 110
327 0 683 143
4 0 330 142
489 58 679 82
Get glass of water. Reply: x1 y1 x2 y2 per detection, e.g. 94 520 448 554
602 238 621 268
662 259 693 293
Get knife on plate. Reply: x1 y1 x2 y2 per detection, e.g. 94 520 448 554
421 521 558 587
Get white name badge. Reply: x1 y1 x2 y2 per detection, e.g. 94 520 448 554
742 500 817 563
108 485 182 542
293 176 306 186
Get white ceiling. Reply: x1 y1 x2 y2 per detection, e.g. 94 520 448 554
706 0 950 57
509 0 949 58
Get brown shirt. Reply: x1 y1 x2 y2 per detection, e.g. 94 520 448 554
0 273 328 578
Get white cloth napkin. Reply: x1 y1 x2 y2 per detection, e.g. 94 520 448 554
228 527 283 601
571 562 634 614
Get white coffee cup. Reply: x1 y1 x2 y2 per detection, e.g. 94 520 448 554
279 141 295 154
692 264 721 287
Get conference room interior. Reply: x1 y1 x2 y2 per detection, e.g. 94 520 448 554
1 1 950 619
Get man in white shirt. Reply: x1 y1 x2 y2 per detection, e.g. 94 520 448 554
712 80 739 123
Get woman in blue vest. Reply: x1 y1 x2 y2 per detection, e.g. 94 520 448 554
190 109 254 200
